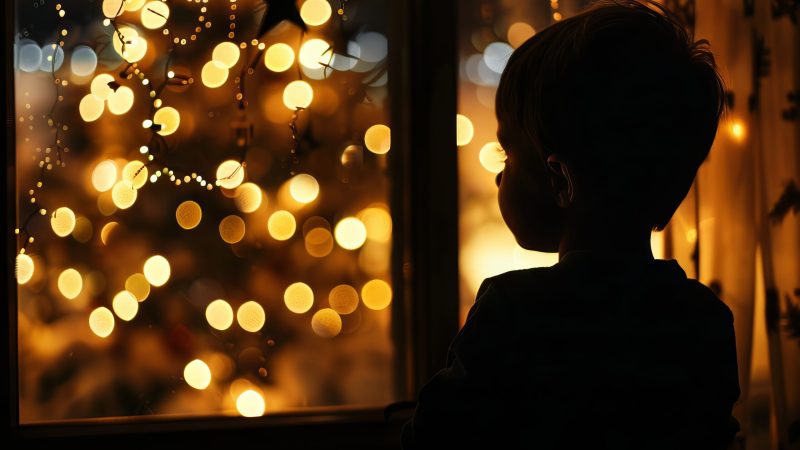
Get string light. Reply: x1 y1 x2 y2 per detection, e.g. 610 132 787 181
311 308 342 338
50 206 76 237
183 359 212 390
140 1 170 30
219 215 246 244
111 180 137 209
125 273 150 301
267 210 296 241
112 290 139 321
300 0 333 27
143 255 170 287
478 142 507 174
216 160 245 189
57 268 83 299
456 114 474 146
361 279 392 310
334 217 367 250
236 390 265 417
16 253 35 285
206 299 234 330
233 183 263 213
288 174 319 204
283 80 314 109
264 43 295 72
89 306 115 338
212 42 240 69
236 301 265 332
364 124 391 154
284 282 314 313
153 106 180 136
176 200 202 230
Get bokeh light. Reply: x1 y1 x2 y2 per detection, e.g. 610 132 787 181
50 206 76 237
507 22 535 48
334 217 367 250
212 42 240 68
304 227 333 257
299 39 332 70
71 46 98 76
483 41 513 73
183 359 212 390
357 206 392 242
456 114 474 146
16 254 34 285
111 27 147 62
79 94 104 122
102 0 125 18
89 307 115 338
92 160 118 192
234 183 263 213
143 255 170 287
219 215 246 244
283 80 314 109
72 216 93 243
236 301 265 332
311 308 342 338
264 43 295 72
284 282 314 314
153 106 180 136
328 284 359 315
478 142 507 174
141 1 170 29
729 119 746 142
125 273 150 301
90 73 115 100
125 0 146 11
39 44 65 71
236 390 265 417
355 32 388 63
100 222 119 245
201 60 229 88
288 174 319 204
111 180 137 209
176 200 202 230
107 86 135 115
112 290 139 321
122 160 148 189
364 124 391 154
300 0 332 26
267 210 296 241
206 299 234 330
216 160 245 189
16 39 42 72
57 268 83 300
361 279 392 310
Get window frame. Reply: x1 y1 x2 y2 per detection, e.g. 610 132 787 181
3 0 459 445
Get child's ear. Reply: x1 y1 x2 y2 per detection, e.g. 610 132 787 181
546 154 574 208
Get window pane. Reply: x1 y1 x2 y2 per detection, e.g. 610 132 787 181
14 0 394 422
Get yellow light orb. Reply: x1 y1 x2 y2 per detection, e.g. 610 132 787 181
361 279 392 310
216 160 245 189
98 192 118 216
219 215 246 244
288 174 319 204
50 206 76 237
90 73 115 100
201 60 228 88
328 284 359 315
304 227 333 257
334 217 367 250
143 255 170 287
125 273 150 301
122 160 148 189
282 80 313 109
102 0 125 18
107 86 135 115
57 268 82 299
112 27 147 62
100 221 119 245
311 308 342 338
176 200 202 230
16 254 34 285
236 390 265 417
124 0 146 11
267 210 296 241
237 301 265 332
507 22 536 48
212 41 240 68
112 290 138 321
234 183 263 213
72 216 93 243
111 180 137 209
141 1 170 29
92 160 118 192
729 119 746 142
264 43 295 72
456 114 474 146
300 0 332 26
79 94 105 122
284 282 314 314
357 206 392 242
183 359 212 390
479 141 507 174
364 124 391 154
153 106 180 136
299 38 331 70
89 307 115 338
206 299 234 330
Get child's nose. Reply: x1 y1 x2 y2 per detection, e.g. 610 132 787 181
495 171 503 187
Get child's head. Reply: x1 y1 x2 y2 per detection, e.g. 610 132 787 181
495 0 725 252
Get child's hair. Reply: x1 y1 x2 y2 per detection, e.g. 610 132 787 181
496 0 725 230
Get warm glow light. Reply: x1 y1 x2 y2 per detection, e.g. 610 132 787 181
364 124 391 154
90 73 115 100
298 38 331 70
183 359 212 390
212 41 240 68
79 94 105 122
234 183 263 213
89 307 115 338
456 114 474 146
111 180 137 209
107 86 135 115
124 0 146 11
219 215 246 244
479 142 507 174
729 120 746 142
92 160 118 192
122 160 148 189
206 299 234 330
100 222 119 245
143 255 170 287
267 210 296 241
237 301 265 332
311 308 342 338
216 160 245 189
300 0 332 26
112 290 139 321
304 227 333 257
112 27 147 62
507 22 536 48
141 1 170 29
57 268 83 300
16 254 34 285
334 217 367 250
284 282 314 314
102 0 125 18
72 216 93 243
236 390 265 417
282 80 314 109
153 106 180 136
328 284 359 315
264 43 295 72
651 231 665 260
288 174 319 204
176 200 202 230
201 60 229 88
361 279 392 310
51 206 76 237
125 273 150 301
357 206 392 242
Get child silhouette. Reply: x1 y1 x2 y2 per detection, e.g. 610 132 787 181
402 1 740 449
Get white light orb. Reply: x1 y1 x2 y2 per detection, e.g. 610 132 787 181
141 1 170 29
334 217 367 250
50 206 76 237
282 80 313 109
183 359 212 390
143 255 170 287
71 46 98 76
